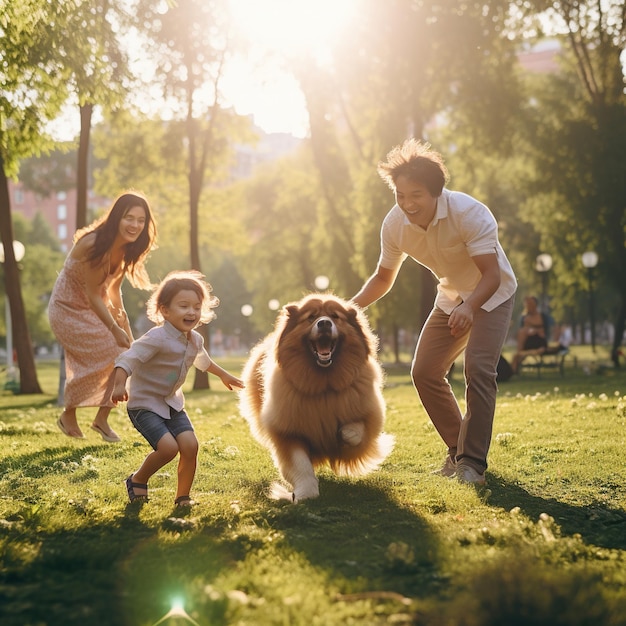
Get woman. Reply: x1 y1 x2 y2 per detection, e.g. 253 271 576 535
352 139 517 485
511 295 548 373
48 191 157 441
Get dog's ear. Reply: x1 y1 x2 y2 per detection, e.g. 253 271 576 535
274 305 301 363
277 304 300 339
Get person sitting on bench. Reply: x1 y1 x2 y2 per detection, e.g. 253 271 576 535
512 296 549 373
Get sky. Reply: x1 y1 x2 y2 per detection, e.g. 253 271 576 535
221 0 358 137
48 0 358 141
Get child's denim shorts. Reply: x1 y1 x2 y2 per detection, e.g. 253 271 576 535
127 407 194 450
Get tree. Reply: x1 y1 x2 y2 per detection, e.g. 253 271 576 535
511 1 626 365
56 0 131 230
0 0 74 393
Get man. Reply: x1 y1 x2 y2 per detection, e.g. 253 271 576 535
352 139 517 484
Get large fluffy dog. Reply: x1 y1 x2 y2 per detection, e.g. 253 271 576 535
239 293 394 502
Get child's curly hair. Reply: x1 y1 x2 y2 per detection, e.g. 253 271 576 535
146 270 219 325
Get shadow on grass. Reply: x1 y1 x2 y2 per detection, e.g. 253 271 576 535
0 500 238 626
240 475 443 599
0 474 438 626
487 474 626 550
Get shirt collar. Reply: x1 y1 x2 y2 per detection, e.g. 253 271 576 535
163 320 187 341
396 188 449 229
431 189 449 226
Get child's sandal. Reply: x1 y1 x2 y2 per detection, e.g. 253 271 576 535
174 495 196 508
125 475 148 503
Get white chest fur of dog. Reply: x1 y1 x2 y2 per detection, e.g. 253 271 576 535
239 294 394 502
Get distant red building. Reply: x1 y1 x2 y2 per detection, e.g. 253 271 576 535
518 40 560 74
8 181 109 252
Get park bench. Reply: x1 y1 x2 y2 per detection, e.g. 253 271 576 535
519 345 571 378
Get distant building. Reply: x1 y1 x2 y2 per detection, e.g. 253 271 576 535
518 39 561 74
230 126 302 180
8 183 109 252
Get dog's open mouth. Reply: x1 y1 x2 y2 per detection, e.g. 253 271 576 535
309 316 338 368
311 337 336 367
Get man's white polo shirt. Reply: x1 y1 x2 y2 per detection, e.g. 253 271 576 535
379 189 517 314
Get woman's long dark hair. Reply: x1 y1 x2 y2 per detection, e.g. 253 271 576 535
74 191 157 289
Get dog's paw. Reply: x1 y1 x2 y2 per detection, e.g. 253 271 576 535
340 422 365 446
269 482 295 501
293 476 319 502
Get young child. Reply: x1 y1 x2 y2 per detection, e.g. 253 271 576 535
111 270 244 507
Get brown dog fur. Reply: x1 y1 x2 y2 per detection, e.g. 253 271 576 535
239 294 394 501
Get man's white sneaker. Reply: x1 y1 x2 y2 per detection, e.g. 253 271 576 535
455 462 486 485
432 455 457 477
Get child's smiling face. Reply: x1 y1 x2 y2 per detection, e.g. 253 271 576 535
160 289 203 334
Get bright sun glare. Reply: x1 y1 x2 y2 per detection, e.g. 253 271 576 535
47 0 358 141
228 0 356 62
223 0 358 136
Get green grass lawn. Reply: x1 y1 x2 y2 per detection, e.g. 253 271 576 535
1 352 625 625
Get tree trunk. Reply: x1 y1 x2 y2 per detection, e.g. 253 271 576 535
187 110 209 390
184 67 224 391
611 298 625 368
0 159 42 394
76 102 93 230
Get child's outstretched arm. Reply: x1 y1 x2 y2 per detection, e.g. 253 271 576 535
111 367 130 403
206 361 244 390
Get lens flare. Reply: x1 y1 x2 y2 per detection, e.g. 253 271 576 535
151 597 201 626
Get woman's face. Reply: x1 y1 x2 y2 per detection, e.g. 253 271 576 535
118 206 147 244
525 297 538 313
394 175 438 228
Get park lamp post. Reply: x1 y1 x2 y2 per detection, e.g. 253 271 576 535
314 275 330 291
535 253 553 312
0 240 26 382
268 298 280 312
581 250 598 353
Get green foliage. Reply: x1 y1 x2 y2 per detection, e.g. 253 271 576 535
0 0 74 174
92 111 179 196
56 0 130 107
511 43 626 327
0 359 625 625
233 153 333 312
